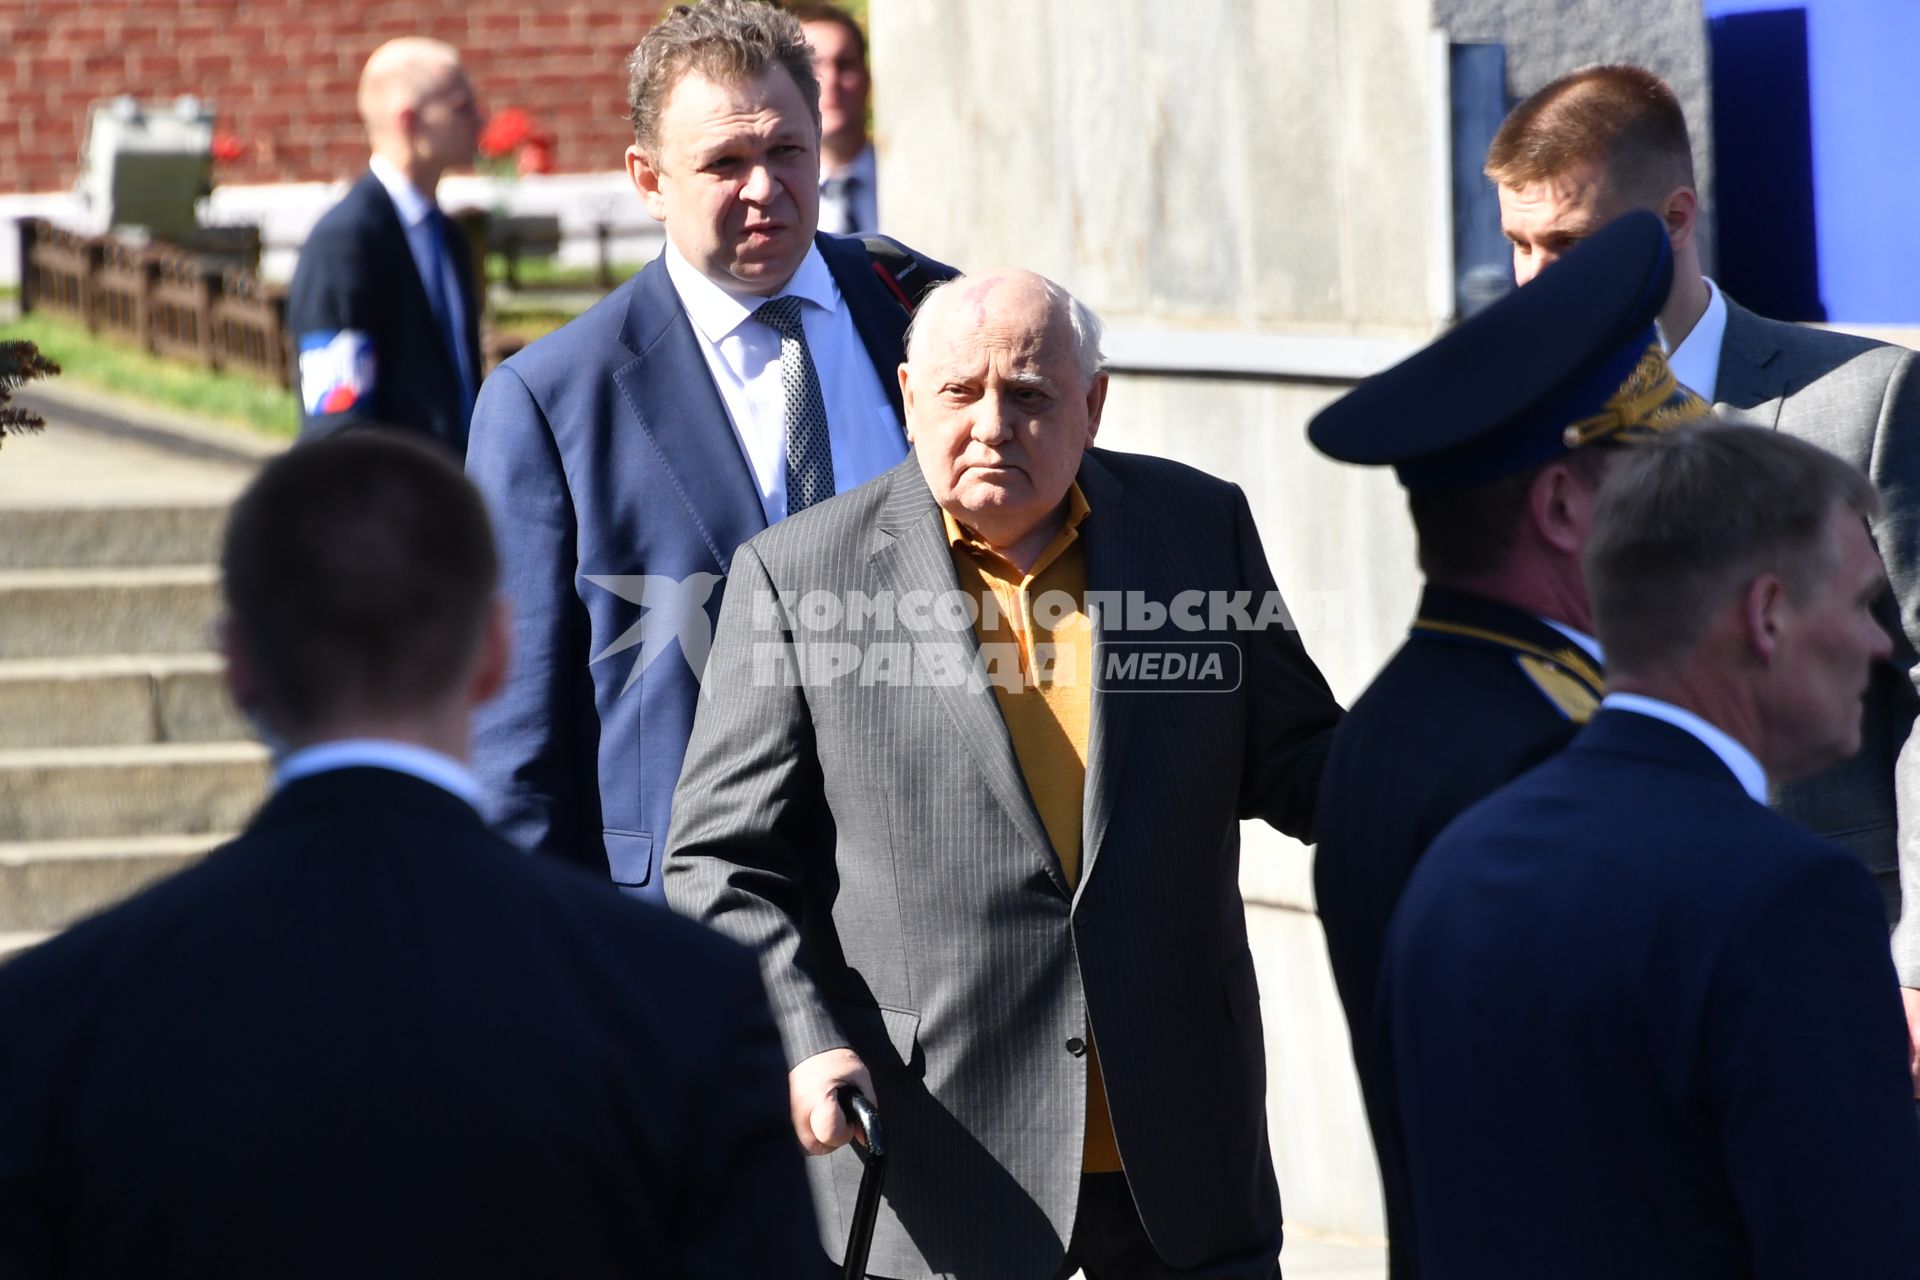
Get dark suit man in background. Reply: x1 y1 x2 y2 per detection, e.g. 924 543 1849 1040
1386 424 1920 1277
466 0 951 898
1308 212 1709 1276
0 433 819 1278
288 38 484 452
793 3 878 235
1486 63 1920 1071
667 268 1343 1279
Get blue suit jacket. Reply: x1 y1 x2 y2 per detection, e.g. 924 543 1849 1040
465 233 949 897
287 172 481 453
1383 709 1920 1278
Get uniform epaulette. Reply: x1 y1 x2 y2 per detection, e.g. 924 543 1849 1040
1411 616 1603 723
1514 652 1601 724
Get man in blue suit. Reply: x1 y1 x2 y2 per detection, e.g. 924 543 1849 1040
288 38 483 453
1384 424 1920 1277
466 0 951 896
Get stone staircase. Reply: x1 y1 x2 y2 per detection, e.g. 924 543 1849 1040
0 503 266 956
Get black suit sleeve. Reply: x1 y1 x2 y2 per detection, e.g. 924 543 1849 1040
669 941 830 1277
286 220 381 441
1708 854 1920 1275
1228 484 1344 842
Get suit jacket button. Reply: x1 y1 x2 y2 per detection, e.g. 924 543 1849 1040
1065 1036 1087 1056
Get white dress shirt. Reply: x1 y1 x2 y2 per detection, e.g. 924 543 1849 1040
818 143 879 236
664 238 906 525
368 155 476 397
1662 276 1730 404
1600 691 1768 803
275 738 482 810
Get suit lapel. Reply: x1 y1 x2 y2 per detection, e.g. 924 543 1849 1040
440 213 483 370
612 257 767 572
362 174 464 403
870 464 1062 886
1714 297 1787 429
819 233 911 427
1075 453 1138 897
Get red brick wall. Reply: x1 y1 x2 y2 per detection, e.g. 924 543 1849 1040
0 0 668 191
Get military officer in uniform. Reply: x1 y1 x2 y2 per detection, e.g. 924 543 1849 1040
1306 211 1711 1275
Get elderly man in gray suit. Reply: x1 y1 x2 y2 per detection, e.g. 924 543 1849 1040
665 268 1342 1279
1487 63 1920 1085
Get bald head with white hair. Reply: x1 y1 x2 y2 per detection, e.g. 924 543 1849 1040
900 269 1109 570
358 37 481 195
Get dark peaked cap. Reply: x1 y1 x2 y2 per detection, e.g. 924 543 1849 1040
1308 210 1708 492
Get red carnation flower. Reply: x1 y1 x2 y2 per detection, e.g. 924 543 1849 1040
517 139 555 176
478 108 534 159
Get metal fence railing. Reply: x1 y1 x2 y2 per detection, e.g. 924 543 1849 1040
17 218 289 387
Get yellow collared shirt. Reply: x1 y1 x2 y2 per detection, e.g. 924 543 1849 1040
944 484 1121 1173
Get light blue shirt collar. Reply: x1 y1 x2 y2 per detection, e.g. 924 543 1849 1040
1600 692 1768 803
663 237 839 344
275 738 481 810
368 154 436 229
1541 618 1603 666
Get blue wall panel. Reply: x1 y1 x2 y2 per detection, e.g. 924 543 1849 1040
1704 0 1920 323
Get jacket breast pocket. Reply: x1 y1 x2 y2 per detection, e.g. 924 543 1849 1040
601 829 654 888
830 1000 922 1074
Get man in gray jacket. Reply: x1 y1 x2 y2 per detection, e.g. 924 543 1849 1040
666 269 1342 1279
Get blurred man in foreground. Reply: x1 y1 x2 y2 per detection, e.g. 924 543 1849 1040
668 268 1342 1278
0 433 818 1278
1386 424 1920 1277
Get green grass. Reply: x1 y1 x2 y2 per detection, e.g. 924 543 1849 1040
484 253 641 290
0 311 298 437
491 304 582 346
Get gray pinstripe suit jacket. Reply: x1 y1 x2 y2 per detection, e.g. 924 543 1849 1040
1715 297 1920 983
664 449 1342 1278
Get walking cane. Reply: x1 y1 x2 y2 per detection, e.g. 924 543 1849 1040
834 1085 887 1280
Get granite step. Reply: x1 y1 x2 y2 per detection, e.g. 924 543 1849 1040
0 566 221 660
0 654 243 748
0 833 226 932
0 742 268 842
0 504 228 571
